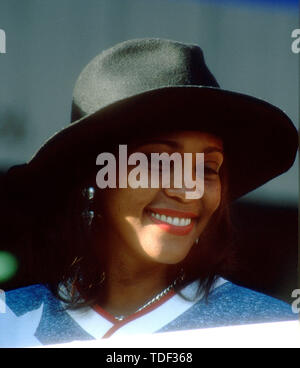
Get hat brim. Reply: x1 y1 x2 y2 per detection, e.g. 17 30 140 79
8 86 298 201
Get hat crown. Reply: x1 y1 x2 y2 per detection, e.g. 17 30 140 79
71 38 219 122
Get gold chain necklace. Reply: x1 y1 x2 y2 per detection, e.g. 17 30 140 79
114 269 185 321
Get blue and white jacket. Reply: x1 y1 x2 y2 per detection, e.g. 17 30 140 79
0 278 297 347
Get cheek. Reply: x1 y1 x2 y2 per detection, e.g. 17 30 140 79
98 187 159 225
120 187 159 215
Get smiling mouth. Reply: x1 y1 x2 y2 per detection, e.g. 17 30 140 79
147 208 197 236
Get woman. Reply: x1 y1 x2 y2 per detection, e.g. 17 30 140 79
0 38 298 347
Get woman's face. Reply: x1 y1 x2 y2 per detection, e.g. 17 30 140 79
96 131 223 267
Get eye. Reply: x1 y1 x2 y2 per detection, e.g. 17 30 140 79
144 154 160 171
204 163 220 177
146 153 175 173
205 167 218 174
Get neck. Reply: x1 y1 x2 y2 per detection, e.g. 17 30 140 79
101 258 173 318
93 229 182 318
96 241 179 317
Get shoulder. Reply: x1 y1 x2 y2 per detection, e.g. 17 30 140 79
5 284 54 316
1 284 93 347
158 279 297 333
208 280 293 314
0 284 54 347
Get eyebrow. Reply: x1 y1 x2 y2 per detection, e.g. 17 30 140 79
134 139 224 154
204 147 224 154
133 139 179 149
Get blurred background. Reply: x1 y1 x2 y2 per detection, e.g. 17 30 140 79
0 0 298 302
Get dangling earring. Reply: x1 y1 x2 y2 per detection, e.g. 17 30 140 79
81 186 95 227
195 237 199 245
82 186 95 200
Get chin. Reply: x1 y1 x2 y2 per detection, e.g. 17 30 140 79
144 242 193 265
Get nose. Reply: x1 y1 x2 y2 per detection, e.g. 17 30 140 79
157 152 205 201
162 160 204 201
163 186 200 203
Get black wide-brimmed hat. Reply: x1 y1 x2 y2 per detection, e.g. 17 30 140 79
4 38 298 201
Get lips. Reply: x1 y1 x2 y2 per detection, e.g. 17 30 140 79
147 207 197 236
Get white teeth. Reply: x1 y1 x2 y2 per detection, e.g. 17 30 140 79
166 216 172 224
179 218 186 226
173 217 180 226
150 212 192 227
